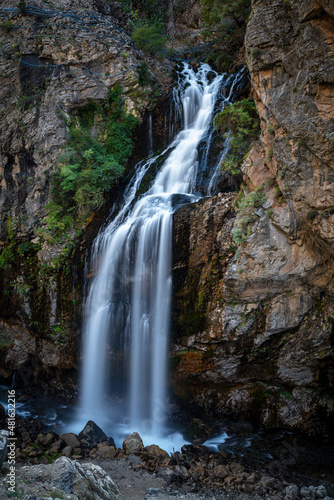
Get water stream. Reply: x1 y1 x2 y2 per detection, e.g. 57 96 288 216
78 63 245 450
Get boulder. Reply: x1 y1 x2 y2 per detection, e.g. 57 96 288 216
144 444 170 462
156 467 182 484
0 430 9 468
284 484 299 500
78 420 115 447
96 443 116 459
212 465 229 479
59 432 80 448
181 444 209 456
61 445 73 457
18 456 122 499
183 418 214 443
37 432 57 448
122 432 144 455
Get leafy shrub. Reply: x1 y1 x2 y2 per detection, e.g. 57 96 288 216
17 1 26 13
307 210 318 221
201 0 251 26
232 186 266 244
0 219 40 269
131 23 168 55
137 61 152 86
214 99 260 176
200 0 251 71
0 20 14 32
267 146 273 160
47 85 140 240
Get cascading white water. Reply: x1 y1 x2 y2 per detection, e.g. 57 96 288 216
80 63 233 445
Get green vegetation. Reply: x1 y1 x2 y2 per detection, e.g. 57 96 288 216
200 0 251 71
0 333 13 352
119 0 165 20
251 47 260 58
45 85 140 241
307 209 318 220
214 99 260 177
274 185 282 199
0 20 14 32
169 354 182 370
137 61 152 86
201 0 251 26
232 186 266 244
116 2 168 56
17 0 26 13
267 146 274 160
132 24 167 55
130 10 167 56
0 219 40 270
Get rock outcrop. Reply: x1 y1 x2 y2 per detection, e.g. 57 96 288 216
171 0 334 438
14 456 122 499
0 0 170 384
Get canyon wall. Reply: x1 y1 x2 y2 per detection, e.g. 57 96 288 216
0 0 171 386
171 0 334 438
1 0 334 439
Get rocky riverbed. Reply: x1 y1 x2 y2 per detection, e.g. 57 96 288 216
1 416 333 500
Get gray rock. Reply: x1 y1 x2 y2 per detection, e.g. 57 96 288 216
0 430 9 469
147 488 164 495
301 486 312 498
316 486 328 499
19 456 122 499
123 432 144 454
212 465 228 479
144 444 170 462
38 432 57 448
156 467 179 484
24 497 54 500
284 485 299 500
184 418 214 443
59 432 80 448
62 445 73 458
78 420 116 447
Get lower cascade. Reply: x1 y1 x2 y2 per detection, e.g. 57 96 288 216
80 63 240 449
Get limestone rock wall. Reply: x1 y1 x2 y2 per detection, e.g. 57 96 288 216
0 0 170 384
171 0 334 438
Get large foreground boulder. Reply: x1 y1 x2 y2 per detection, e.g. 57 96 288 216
16 456 121 500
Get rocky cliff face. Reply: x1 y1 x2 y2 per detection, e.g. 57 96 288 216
0 0 171 385
1 0 333 439
171 0 334 438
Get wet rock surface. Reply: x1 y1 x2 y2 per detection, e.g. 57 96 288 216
0 0 172 387
171 0 334 438
1 423 334 499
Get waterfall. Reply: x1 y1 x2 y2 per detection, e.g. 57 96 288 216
80 63 236 444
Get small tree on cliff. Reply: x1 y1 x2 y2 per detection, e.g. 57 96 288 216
201 0 251 27
200 0 251 71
